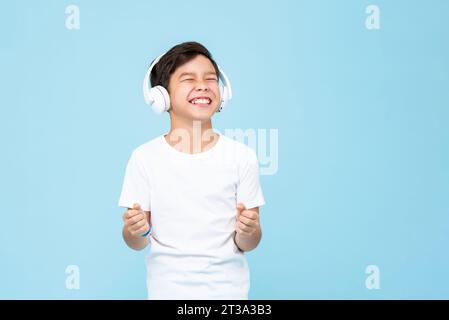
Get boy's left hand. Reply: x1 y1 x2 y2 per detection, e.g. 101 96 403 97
235 202 260 237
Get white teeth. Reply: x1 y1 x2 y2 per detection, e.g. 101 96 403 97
191 98 210 104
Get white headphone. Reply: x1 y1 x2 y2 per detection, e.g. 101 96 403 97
143 51 232 114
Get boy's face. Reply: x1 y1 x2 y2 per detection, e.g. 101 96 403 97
167 54 221 122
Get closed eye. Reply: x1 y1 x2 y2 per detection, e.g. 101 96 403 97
181 78 217 82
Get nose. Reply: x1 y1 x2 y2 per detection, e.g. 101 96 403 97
195 79 210 91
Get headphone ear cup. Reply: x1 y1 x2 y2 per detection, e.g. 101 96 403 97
149 86 170 114
217 85 228 113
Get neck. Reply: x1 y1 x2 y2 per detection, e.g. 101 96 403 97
165 114 218 154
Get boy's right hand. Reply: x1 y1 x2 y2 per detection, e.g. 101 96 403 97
123 203 150 237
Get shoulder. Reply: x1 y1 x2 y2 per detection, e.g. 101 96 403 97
131 135 164 159
219 133 258 164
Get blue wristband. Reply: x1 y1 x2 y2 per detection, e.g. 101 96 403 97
141 227 152 237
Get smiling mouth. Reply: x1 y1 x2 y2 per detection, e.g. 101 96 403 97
189 97 212 107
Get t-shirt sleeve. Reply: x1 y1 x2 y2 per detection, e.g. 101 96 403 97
117 150 152 211
236 148 266 209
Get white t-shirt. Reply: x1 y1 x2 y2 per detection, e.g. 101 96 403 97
118 130 266 299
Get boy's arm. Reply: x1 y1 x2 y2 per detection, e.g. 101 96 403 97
122 204 152 251
234 205 262 252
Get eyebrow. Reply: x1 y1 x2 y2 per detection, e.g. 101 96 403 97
178 71 217 79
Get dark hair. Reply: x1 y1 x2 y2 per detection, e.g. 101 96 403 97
150 41 220 93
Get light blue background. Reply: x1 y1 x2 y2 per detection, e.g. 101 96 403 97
0 0 448 299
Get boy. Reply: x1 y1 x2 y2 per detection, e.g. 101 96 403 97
118 41 265 299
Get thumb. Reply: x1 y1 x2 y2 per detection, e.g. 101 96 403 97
133 203 142 211
236 202 246 213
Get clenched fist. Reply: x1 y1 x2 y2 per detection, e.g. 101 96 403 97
235 202 260 237
123 203 150 238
